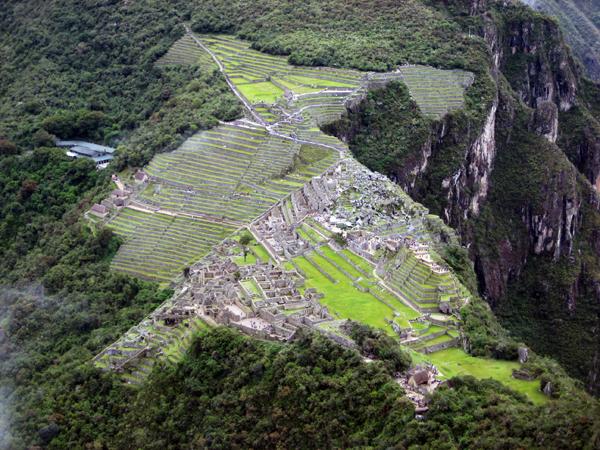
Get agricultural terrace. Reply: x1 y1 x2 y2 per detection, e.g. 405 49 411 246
96 316 207 385
108 208 236 282
294 254 394 332
399 65 474 118
107 122 338 281
154 35 215 69
424 347 549 404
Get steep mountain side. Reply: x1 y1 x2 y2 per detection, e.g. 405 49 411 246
325 1 600 394
518 0 600 82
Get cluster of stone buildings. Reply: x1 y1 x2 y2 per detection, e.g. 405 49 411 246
87 171 149 220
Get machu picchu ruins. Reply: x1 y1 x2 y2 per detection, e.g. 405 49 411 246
94 31 481 388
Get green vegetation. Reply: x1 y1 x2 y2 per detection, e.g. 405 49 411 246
251 243 271 262
427 347 549 404
0 0 242 167
294 255 394 332
237 81 284 104
0 150 171 448
1 0 600 447
523 0 600 81
108 209 237 282
190 0 491 73
155 35 215 69
347 321 412 372
296 144 332 166
286 75 357 87
7 327 600 448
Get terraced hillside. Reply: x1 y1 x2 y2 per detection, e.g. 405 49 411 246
106 34 472 284
199 35 362 92
106 122 338 281
198 35 472 120
96 34 554 404
98 157 547 404
154 35 215 68
109 208 236 282
399 65 474 117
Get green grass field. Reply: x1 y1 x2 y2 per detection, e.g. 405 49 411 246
341 249 375 273
241 280 259 295
294 255 393 332
425 347 549 404
234 253 257 265
320 246 363 278
251 244 271 262
297 228 316 244
237 81 284 104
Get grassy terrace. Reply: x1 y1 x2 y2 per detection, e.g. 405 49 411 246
235 253 258 266
287 74 361 86
426 347 549 404
294 255 394 332
251 244 271 262
108 208 236 281
155 35 215 68
398 65 471 118
320 246 363 278
341 249 375 272
140 123 334 222
237 82 284 104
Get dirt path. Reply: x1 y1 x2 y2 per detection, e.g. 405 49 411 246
126 201 244 228
113 178 125 191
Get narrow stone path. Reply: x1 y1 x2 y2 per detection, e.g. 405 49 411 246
127 200 244 228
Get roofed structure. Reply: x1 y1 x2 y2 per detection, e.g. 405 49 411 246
111 189 129 199
56 141 115 154
134 171 148 183
58 141 115 169
90 203 109 218
408 369 429 387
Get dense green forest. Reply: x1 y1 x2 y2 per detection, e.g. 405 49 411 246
1 0 600 448
0 0 241 167
7 327 600 449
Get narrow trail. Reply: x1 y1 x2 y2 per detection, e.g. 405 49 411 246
127 200 244 228
184 26 268 127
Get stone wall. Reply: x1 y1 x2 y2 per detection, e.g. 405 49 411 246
367 287 397 310
305 254 337 283
312 327 358 350
317 249 357 281
337 251 372 277
229 322 277 340
415 337 460 354
259 308 287 323
348 245 379 264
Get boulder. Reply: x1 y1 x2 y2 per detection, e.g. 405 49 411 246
543 382 552 397
439 301 451 314
518 347 529 364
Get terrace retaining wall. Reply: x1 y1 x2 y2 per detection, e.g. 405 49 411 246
415 337 460 354
313 327 357 350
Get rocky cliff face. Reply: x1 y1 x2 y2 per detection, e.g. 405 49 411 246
517 0 600 83
451 3 600 395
